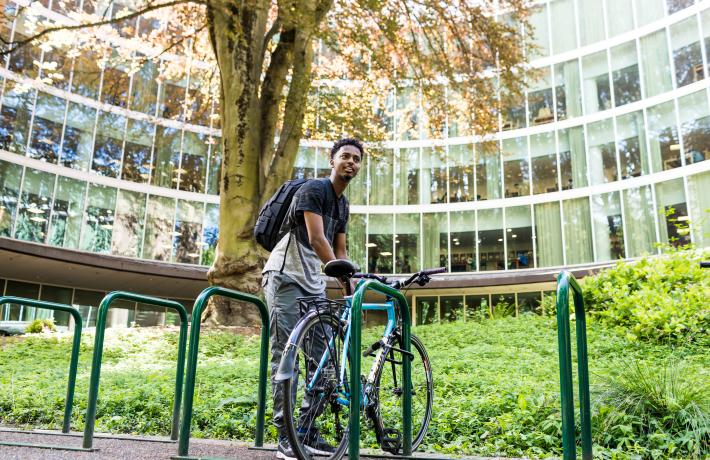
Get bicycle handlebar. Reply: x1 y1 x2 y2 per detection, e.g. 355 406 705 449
352 267 446 290
701 262 710 268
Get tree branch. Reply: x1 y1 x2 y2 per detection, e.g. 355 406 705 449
0 0 205 56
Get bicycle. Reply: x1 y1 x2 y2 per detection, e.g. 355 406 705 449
275 259 444 460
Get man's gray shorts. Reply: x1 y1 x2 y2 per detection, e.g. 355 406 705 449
262 270 326 435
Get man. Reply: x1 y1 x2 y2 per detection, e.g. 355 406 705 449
262 138 363 460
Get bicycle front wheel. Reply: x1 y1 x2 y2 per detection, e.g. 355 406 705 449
372 332 433 454
282 311 350 460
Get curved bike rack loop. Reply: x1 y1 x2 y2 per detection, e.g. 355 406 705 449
83 292 189 449
0 296 83 435
350 280 413 459
175 286 269 459
556 271 592 460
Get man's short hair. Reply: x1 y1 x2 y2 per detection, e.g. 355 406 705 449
330 138 365 159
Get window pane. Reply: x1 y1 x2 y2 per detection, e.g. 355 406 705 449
179 131 208 193
129 56 158 115
395 213 420 273
678 90 710 165
587 119 618 184
611 41 641 107
143 195 175 261
112 190 146 257
158 73 186 120
640 30 673 98
73 289 103 327
647 101 681 172
347 213 366 271
200 203 219 265
122 119 154 183
61 102 96 171
501 90 526 130
502 137 529 197
591 191 625 261
92 112 125 178
555 59 582 119
476 142 502 200
671 16 703 88
550 0 576 54
394 148 419 205
505 206 533 270
636 0 665 26
448 144 474 202
534 201 563 267
370 148 394 205
530 131 557 194
15 169 54 243
478 208 504 271
606 0 634 37
7 31 41 78
422 212 448 270
562 197 593 264
293 146 315 180
528 67 554 126
174 200 203 264
421 147 447 204
185 68 213 126
151 126 181 188
687 171 710 247
80 184 116 253
4 281 39 321
667 0 694 15
583 51 611 114
72 51 102 99
655 179 690 248
440 296 464 323
396 88 419 140
415 296 438 325
450 211 475 272
558 126 587 189
465 294 489 320
40 285 73 326
101 62 130 108
367 214 393 274
616 111 648 179
578 0 605 45
0 81 35 154
29 93 66 163
206 138 222 195
40 46 72 91
49 177 85 249
0 160 22 236
527 3 550 58
518 292 542 315
623 185 657 257
316 147 330 178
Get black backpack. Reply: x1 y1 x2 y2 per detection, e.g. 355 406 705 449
254 178 309 251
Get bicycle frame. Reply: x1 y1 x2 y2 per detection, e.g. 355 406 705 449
306 294 398 410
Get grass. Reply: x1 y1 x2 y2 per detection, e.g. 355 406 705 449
0 316 707 458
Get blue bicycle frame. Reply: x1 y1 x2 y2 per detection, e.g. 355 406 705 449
306 293 398 409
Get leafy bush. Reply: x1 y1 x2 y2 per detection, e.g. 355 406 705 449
25 319 56 334
544 249 710 343
595 359 709 458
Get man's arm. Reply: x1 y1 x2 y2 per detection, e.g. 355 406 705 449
303 211 337 264
334 233 347 260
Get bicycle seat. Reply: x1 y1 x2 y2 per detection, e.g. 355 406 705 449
324 259 360 279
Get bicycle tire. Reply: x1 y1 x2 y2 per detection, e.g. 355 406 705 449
371 332 433 454
282 311 350 460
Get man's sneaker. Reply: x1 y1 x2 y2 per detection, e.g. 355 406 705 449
276 437 297 460
298 429 336 455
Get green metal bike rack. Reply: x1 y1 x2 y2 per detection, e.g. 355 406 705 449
556 271 592 460
82 292 189 450
175 286 269 459
0 296 83 435
350 280 413 459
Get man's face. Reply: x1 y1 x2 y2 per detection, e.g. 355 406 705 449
330 145 362 182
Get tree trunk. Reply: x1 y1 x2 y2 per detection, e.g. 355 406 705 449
202 1 269 326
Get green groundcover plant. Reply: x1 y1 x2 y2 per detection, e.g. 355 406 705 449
0 315 707 459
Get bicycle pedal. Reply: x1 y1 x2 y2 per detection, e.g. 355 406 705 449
381 428 402 454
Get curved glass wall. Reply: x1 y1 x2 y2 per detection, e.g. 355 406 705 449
1 0 710 276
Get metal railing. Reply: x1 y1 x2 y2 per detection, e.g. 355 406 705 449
0 297 83 435
82 292 189 450
349 280 413 459
176 286 269 458
555 271 592 460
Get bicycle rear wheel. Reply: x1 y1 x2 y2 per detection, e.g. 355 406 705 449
282 311 350 460
371 332 433 454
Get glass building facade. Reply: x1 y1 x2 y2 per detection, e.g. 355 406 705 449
1 0 710 287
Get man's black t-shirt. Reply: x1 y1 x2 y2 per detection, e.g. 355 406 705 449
262 178 349 293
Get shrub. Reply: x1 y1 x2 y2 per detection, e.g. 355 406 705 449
25 319 56 334
545 249 710 343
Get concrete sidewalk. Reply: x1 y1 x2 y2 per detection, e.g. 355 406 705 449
0 428 515 460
